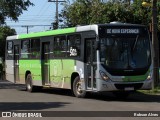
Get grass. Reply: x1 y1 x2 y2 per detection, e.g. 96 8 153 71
139 86 160 95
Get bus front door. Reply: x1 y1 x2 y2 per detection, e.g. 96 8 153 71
42 42 50 86
85 39 96 90
14 45 19 83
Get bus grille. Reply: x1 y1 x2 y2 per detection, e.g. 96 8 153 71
114 83 143 90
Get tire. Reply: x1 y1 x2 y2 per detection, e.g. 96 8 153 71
26 74 37 92
72 76 86 98
113 91 130 99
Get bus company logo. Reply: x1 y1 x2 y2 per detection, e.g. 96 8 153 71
2 112 11 117
1 112 42 118
70 47 77 56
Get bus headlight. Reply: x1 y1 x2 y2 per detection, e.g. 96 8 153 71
99 70 109 81
147 75 151 80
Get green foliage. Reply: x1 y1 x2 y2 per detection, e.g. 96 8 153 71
0 0 34 25
59 0 159 31
140 86 160 95
0 26 16 60
0 0 33 59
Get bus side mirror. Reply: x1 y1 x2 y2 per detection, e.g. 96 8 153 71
95 41 100 50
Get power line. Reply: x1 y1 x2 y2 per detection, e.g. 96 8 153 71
36 1 49 16
21 1 52 25
6 19 53 22
8 25 52 27
9 25 52 34
48 0 66 29
21 25 34 34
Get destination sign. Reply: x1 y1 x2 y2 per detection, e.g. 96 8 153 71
106 29 139 34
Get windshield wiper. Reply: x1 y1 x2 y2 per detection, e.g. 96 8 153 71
132 35 139 52
130 35 139 68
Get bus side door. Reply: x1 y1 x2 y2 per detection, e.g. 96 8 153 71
41 37 52 86
14 43 20 83
85 39 97 90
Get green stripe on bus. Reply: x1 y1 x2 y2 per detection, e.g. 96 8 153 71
18 28 76 39
122 71 149 82
19 59 75 82
19 60 41 80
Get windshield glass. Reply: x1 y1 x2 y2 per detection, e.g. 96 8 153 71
100 35 151 75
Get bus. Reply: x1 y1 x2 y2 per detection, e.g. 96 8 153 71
5 22 152 98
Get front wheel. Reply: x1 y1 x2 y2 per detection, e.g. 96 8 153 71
72 76 86 98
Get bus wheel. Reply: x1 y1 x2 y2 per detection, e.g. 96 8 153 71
26 74 36 92
73 76 86 98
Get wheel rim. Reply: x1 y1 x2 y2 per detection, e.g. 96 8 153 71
76 81 83 95
27 76 32 90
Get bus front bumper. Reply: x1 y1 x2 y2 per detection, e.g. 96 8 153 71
97 79 152 92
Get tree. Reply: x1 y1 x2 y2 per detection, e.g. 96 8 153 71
0 0 33 25
0 26 16 60
59 0 159 30
59 0 105 27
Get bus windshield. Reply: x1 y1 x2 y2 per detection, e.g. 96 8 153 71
100 35 151 75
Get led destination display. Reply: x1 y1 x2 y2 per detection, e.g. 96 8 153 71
106 29 139 34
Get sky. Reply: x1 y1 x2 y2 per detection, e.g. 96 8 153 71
6 0 66 34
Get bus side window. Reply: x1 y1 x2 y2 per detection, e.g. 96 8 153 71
7 41 13 59
21 40 30 59
53 36 67 57
30 39 40 59
67 34 81 57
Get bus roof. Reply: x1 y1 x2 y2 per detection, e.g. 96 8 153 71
7 27 76 40
6 25 98 40
6 23 146 40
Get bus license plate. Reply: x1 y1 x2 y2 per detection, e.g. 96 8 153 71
125 87 134 91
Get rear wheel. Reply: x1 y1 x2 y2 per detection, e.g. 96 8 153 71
26 74 37 92
73 76 86 98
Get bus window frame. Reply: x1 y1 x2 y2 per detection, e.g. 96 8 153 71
6 40 14 60
67 34 81 58
52 33 83 60
7 41 13 54
30 38 41 59
20 39 30 59
53 35 68 58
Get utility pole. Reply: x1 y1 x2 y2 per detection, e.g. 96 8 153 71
142 0 159 88
152 0 159 88
21 25 34 34
48 0 66 29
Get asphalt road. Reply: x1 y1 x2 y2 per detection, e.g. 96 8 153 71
0 80 160 120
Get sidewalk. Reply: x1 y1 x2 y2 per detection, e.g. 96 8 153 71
0 79 26 89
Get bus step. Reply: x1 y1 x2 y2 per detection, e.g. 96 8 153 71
43 85 51 88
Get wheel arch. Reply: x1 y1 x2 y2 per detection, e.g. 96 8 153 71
71 72 79 90
25 70 31 81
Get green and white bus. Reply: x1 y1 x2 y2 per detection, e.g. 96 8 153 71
5 22 152 98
